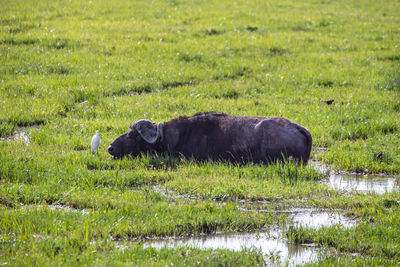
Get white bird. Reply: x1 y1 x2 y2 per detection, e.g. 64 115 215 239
91 130 100 154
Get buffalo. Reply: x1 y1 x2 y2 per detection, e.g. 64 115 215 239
108 112 312 164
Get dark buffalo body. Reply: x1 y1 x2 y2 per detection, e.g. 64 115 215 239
108 112 312 164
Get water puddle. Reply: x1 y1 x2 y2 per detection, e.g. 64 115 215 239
0 131 30 144
291 210 356 228
46 204 91 215
0 126 39 145
310 160 399 195
327 173 398 195
22 204 90 215
140 210 354 266
143 230 319 266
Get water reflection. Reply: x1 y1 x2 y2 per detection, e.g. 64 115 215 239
310 160 399 194
292 210 356 228
328 173 398 195
142 211 356 265
144 230 319 266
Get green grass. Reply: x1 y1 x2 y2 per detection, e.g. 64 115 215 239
1 0 400 265
286 204 400 260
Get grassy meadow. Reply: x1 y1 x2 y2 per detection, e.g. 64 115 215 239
1 0 400 265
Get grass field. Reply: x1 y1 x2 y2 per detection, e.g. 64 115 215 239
1 0 400 265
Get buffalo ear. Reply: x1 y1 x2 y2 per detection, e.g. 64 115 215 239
133 120 160 144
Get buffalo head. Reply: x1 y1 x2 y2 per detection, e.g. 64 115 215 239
108 120 163 158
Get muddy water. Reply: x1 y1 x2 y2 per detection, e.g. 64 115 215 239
310 160 399 194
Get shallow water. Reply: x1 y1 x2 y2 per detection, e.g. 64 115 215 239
22 204 91 215
0 126 38 145
47 204 91 215
142 210 355 266
144 230 319 266
291 210 356 228
310 160 399 194
327 173 398 195
0 131 29 144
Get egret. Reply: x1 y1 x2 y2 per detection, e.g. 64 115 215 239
91 130 100 154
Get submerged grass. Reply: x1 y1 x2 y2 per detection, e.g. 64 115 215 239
1 0 400 265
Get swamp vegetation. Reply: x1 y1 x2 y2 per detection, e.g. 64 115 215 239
1 0 400 265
